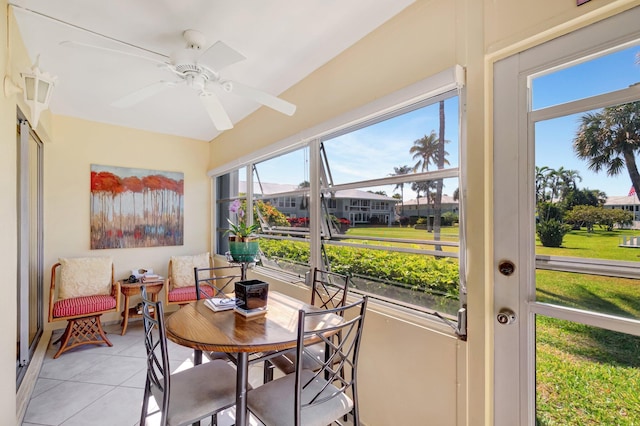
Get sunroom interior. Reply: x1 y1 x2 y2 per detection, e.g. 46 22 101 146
4 1 640 425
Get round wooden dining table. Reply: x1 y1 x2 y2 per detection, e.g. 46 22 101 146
164 290 344 426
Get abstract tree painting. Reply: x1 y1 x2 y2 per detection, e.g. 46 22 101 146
90 165 184 249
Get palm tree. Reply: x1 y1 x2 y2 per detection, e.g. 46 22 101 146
535 165 553 203
410 106 450 245
391 165 412 216
410 131 449 172
573 101 640 201
433 100 447 249
411 180 435 222
558 168 582 199
411 181 426 219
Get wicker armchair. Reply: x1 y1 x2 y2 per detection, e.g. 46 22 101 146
164 253 213 307
48 257 120 358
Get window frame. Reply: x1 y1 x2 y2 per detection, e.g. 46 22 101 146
210 65 467 334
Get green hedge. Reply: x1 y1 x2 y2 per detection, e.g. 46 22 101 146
259 239 459 299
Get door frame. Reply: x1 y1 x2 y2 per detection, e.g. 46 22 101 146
493 7 640 425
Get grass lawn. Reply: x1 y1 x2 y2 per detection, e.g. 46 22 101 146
346 224 459 240
344 226 640 424
344 225 459 254
535 316 640 425
534 229 640 425
536 228 640 261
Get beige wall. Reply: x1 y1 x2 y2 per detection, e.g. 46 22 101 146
45 116 211 325
210 1 477 424
207 1 639 424
245 266 461 425
0 0 17 422
4 0 639 424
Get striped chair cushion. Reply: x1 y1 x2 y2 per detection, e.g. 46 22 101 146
52 295 117 318
168 285 215 303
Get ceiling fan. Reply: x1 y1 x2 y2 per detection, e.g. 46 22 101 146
61 29 296 131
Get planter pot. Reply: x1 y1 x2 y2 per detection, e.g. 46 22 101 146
228 240 260 262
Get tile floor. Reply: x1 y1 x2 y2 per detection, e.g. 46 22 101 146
21 320 267 426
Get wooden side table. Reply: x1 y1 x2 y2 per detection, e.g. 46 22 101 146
120 280 164 335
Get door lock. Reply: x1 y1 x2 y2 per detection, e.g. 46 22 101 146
498 260 515 276
496 308 517 325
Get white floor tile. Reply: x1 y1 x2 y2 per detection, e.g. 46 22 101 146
23 381 114 425
23 318 273 426
60 386 143 426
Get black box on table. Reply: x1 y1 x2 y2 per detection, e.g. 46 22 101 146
234 280 269 311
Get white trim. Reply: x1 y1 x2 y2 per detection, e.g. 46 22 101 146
536 255 640 280
531 302 640 337
494 7 640 426
207 65 465 177
530 84 640 123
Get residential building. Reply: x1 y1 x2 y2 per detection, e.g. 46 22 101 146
244 182 399 225
604 194 640 225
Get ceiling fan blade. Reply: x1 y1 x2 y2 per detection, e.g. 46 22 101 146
200 92 233 130
198 41 246 71
60 40 169 66
228 81 296 116
111 81 174 108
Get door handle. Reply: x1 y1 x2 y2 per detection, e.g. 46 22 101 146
496 308 517 325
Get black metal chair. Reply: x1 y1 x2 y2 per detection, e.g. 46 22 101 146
139 286 237 426
193 265 243 365
266 268 350 377
194 265 242 300
247 296 368 426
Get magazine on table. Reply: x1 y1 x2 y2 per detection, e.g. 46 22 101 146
205 297 238 312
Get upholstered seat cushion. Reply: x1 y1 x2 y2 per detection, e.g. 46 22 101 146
268 343 328 375
167 285 215 303
150 359 238 426
247 369 353 426
170 253 210 288
52 295 117 318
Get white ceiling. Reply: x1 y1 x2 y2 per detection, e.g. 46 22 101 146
10 0 414 141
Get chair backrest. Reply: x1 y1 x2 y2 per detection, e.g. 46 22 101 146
293 296 368 425
167 253 212 291
49 258 118 322
140 286 171 426
194 265 243 300
310 267 350 311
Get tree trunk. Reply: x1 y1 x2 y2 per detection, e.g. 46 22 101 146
623 149 640 203
434 100 445 251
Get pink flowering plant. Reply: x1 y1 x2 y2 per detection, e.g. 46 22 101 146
227 199 259 240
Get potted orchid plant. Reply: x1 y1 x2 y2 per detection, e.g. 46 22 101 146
227 199 259 241
226 199 260 262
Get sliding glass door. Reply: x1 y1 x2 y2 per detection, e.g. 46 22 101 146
16 116 44 388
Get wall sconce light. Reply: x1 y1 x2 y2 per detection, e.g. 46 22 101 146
3 55 57 127
20 55 56 127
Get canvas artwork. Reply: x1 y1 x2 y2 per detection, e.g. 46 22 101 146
90 164 184 249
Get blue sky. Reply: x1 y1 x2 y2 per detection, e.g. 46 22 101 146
533 44 640 197
254 98 460 200
253 44 640 200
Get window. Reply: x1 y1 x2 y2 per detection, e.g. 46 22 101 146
213 66 466 332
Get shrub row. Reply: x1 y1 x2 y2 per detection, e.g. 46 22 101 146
258 238 460 299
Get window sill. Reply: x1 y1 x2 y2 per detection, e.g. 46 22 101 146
251 264 459 339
